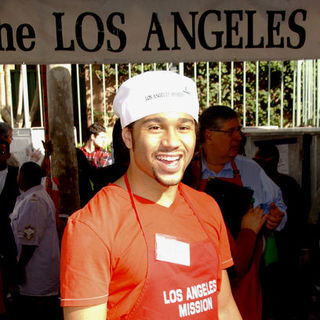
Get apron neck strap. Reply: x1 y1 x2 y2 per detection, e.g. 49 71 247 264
124 173 150 250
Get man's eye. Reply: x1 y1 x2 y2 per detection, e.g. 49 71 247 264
148 125 161 130
179 125 191 131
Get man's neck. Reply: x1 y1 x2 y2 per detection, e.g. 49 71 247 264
206 162 225 174
117 168 179 208
203 153 228 174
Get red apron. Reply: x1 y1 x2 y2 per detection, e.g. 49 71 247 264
200 160 263 320
124 174 219 319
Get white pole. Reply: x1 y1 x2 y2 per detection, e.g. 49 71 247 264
22 64 30 128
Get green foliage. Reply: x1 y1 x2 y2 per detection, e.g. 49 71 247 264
95 63 172 84
88 61 296 127
184 61 295 127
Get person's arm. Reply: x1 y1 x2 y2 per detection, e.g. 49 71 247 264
63 304 107 320
228 206 266 277
258 168 287 230
265 202 285 230
40 140 53 177
218 270 242 319
17 245 37 284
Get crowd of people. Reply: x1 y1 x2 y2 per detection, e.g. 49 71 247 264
0 71 319 319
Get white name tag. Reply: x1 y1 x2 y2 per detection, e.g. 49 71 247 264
155 233 190 266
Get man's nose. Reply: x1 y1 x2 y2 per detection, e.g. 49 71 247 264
233 129 243 140
162 128 180 148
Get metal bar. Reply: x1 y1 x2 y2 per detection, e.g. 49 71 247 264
313 59 316 125
40 65 49 142
255 61 259 126
22 64 30 128
231 61 234 109
179 62 184 75
267 61 271 126
218 61 222 105
280 61 284 128
0 65 5 110
317 59 320 127
9 68 14 128
102 64 107 129
293 61 296 127
206 62 209 107
76 64 83 145
193 62 197 83
243 61 246 127
89 64 94 124
297 60 302 126
307 60 312 124
128 63 132 78
302 60 306 125
115 64 119 91
310 59 313 124
36 64 44 127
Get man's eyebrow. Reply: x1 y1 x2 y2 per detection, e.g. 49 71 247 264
141 117 163 125
179 118 195 124
141 117 195 125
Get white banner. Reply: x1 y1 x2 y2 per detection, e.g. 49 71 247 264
0 0 319 64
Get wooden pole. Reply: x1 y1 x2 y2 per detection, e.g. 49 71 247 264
47 65 80 219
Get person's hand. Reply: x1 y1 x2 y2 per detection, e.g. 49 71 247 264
241 206 266 234
265 202 285 230
42 140 53 157
29 148 42 162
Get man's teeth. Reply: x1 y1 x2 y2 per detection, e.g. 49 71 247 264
157 155 179 161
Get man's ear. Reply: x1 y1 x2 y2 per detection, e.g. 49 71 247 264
204 129 212 142
122 127 133 149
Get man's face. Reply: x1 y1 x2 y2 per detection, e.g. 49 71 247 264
124 112 196 187
204 117 242 164
93 132 107 149
0 143 10 167
0 129 13 145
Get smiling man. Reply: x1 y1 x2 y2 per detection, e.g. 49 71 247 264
60 71 242 319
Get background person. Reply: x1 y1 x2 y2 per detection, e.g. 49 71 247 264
94 118 129 193
184 105 287 320
253 144 308 319
61 71 242 319
0 122 19 168
80 123 111 167
10 162 60 320
0 139 18 319
0 139 19 220
80 123 112 190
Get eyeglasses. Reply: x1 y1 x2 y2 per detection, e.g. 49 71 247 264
210 126 243 137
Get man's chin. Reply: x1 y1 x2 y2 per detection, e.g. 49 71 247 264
228 149 240 159
154 172 183 187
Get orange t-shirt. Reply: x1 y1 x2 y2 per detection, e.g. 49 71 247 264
60 183 233 318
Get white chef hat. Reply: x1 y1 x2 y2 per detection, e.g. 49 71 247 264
113 71 199 128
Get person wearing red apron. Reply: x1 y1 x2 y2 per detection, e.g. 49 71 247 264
124 174 219 319
199 160 265 320
61 71 242 320
183 106 286 320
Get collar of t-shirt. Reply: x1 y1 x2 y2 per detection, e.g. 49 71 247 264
0 167 8 195
201 156 234 180
16 184 44 203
